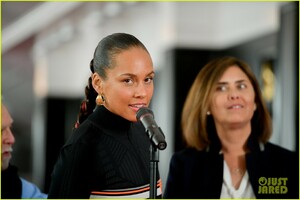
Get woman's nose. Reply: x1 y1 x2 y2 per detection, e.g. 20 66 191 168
135 84 147 98
228 90 240 100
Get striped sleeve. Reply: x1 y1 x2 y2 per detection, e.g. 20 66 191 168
90 179 162 198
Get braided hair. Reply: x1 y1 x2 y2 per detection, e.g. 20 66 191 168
74 33 149 128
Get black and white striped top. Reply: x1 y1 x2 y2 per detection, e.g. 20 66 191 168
48 106 162 198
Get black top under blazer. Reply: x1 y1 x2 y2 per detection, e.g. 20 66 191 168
164 136 299 199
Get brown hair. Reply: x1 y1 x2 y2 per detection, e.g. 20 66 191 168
181 56 272 150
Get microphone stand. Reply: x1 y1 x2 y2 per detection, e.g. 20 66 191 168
149 140 159 199
136 107 166 199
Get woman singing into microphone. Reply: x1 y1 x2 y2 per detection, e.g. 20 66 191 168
48 33 162 198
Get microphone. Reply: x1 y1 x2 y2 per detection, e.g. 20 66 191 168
136 107 167 150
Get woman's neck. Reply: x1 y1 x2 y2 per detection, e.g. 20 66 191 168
216 123 251 154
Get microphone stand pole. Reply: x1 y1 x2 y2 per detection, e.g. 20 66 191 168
149 140 159 199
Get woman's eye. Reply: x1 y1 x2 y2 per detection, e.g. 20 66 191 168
216 85 227 91
123 79 133 85
238 83 247 89
145 77 153 84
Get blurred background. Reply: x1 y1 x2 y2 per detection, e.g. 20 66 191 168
1 1 298 193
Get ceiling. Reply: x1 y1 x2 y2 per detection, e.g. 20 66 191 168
1 2 43 29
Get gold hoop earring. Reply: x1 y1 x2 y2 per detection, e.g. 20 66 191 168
96 94 105 105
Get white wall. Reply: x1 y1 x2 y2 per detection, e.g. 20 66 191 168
31 2 284 97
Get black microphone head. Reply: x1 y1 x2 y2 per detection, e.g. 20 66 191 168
136 107 153 121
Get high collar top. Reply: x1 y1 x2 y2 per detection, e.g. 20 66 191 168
88 105 132 132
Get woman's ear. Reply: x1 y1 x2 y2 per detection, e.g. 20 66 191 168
92 73 103 93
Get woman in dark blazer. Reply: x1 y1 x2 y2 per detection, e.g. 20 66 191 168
164 57 298 199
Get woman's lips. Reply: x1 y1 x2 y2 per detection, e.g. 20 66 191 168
228 104 243 109
129 104 146 112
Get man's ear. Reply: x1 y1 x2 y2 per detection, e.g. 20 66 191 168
91 73 103 93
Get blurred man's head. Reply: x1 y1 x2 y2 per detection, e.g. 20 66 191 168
1 104 15 170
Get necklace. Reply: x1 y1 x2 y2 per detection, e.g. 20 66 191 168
230 168 245 189
232 168 244 176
